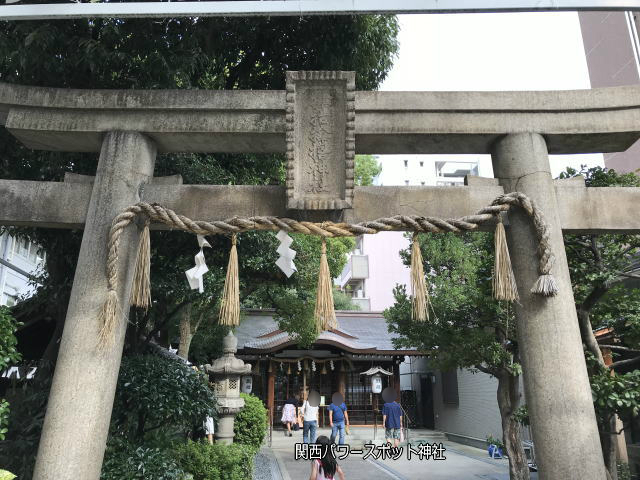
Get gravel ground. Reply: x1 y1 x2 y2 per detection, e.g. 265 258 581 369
253 448 283 480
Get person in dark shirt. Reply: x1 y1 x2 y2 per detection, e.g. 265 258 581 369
327 393 350 445
382 399 403 447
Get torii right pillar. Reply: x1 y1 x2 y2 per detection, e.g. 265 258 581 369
491 133 607 479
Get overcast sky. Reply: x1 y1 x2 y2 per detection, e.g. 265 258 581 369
377 12 603 178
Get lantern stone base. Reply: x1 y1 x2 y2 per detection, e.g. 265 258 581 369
215 414 236 445
214 397 245 445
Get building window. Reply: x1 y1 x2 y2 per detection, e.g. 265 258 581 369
421 181 425 186
3 294 17 307
404 180 409 186
441 370 459 405
404 160 408 168
419 161 424 167
19 238 29 258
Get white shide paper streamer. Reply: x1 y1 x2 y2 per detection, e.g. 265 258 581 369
275 230 297 278
185 235 211 293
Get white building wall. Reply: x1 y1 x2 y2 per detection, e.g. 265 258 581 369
0 232 44 306
375 155 492 187
432 368 503 444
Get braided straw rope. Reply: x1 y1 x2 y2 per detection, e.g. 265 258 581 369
98 191 557 347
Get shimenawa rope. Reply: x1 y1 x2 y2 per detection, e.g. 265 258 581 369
98 192 557 348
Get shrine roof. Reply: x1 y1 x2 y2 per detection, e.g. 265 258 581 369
235 309 419 356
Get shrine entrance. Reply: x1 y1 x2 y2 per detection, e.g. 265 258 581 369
1 70 637 479
235 310 414 428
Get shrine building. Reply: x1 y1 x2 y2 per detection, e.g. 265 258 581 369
235 309 422 427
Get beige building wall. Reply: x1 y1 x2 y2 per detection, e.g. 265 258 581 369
579 11 640 173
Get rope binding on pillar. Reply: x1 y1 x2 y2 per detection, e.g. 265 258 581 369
98 191 557 349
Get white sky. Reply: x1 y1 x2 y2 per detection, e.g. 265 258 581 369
377 12 604 179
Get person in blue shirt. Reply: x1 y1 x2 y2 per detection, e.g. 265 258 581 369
327 393 350 445
382 397 403 447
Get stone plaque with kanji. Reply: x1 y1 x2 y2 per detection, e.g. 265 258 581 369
286 71 355 210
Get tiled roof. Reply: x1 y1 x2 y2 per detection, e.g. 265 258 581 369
235 310 416 354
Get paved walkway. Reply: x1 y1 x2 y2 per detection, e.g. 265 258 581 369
261 428 537 480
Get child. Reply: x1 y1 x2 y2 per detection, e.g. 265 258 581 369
309 435 345 480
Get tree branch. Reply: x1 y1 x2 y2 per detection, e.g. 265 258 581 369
599 345 640 353
610 356 640 370
576 309 606 367
474 364 496 376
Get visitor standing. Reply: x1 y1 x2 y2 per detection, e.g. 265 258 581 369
381 388 403 447
282 395 299 437
308 435 346 480
203 416 215 445
301 390 320 444
328 393 349 445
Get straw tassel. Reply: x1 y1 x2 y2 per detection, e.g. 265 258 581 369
492 219 519 302
410 233 430 322
314 238 337 333
531 274 558 297
98 289 119 349
219 234 240 327
130 219 151 309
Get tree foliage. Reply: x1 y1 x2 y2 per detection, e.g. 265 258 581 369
354 155 382 186
233 393 268 453
0 307 20 441
110 354 216 442
385 233 517 375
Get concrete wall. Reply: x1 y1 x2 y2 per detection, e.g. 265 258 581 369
579 11 640 173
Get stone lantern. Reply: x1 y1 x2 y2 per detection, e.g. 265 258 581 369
205 331 252 445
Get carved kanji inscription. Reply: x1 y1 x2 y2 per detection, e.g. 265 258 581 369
286 71 355 210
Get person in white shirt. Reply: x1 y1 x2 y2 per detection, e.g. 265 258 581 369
203 416 215 444
301 389 320 444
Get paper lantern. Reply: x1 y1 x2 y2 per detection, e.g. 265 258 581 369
371 374 383 394
241 375 253 394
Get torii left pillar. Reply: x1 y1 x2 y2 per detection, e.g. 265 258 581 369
33 131 157 480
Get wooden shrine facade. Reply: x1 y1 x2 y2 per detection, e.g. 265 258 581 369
235 310 420 427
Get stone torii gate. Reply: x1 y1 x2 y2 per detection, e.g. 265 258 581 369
1 72 640 480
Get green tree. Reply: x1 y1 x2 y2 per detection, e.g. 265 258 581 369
354 154 382 186
560 166 640 480
0 307 20 441
384 233 530 480
110 354 216 443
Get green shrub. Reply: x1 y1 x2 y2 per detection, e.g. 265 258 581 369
173 440 253 480
0 307 21 442
234 393 267 452
0 470 16 480
101 439 190 480
111 354 216 441
617 462 631 480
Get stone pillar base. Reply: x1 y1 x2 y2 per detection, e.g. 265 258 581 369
215 414 236 445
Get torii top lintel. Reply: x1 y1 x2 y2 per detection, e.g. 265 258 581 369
1 73 639 158
1 71 639 220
